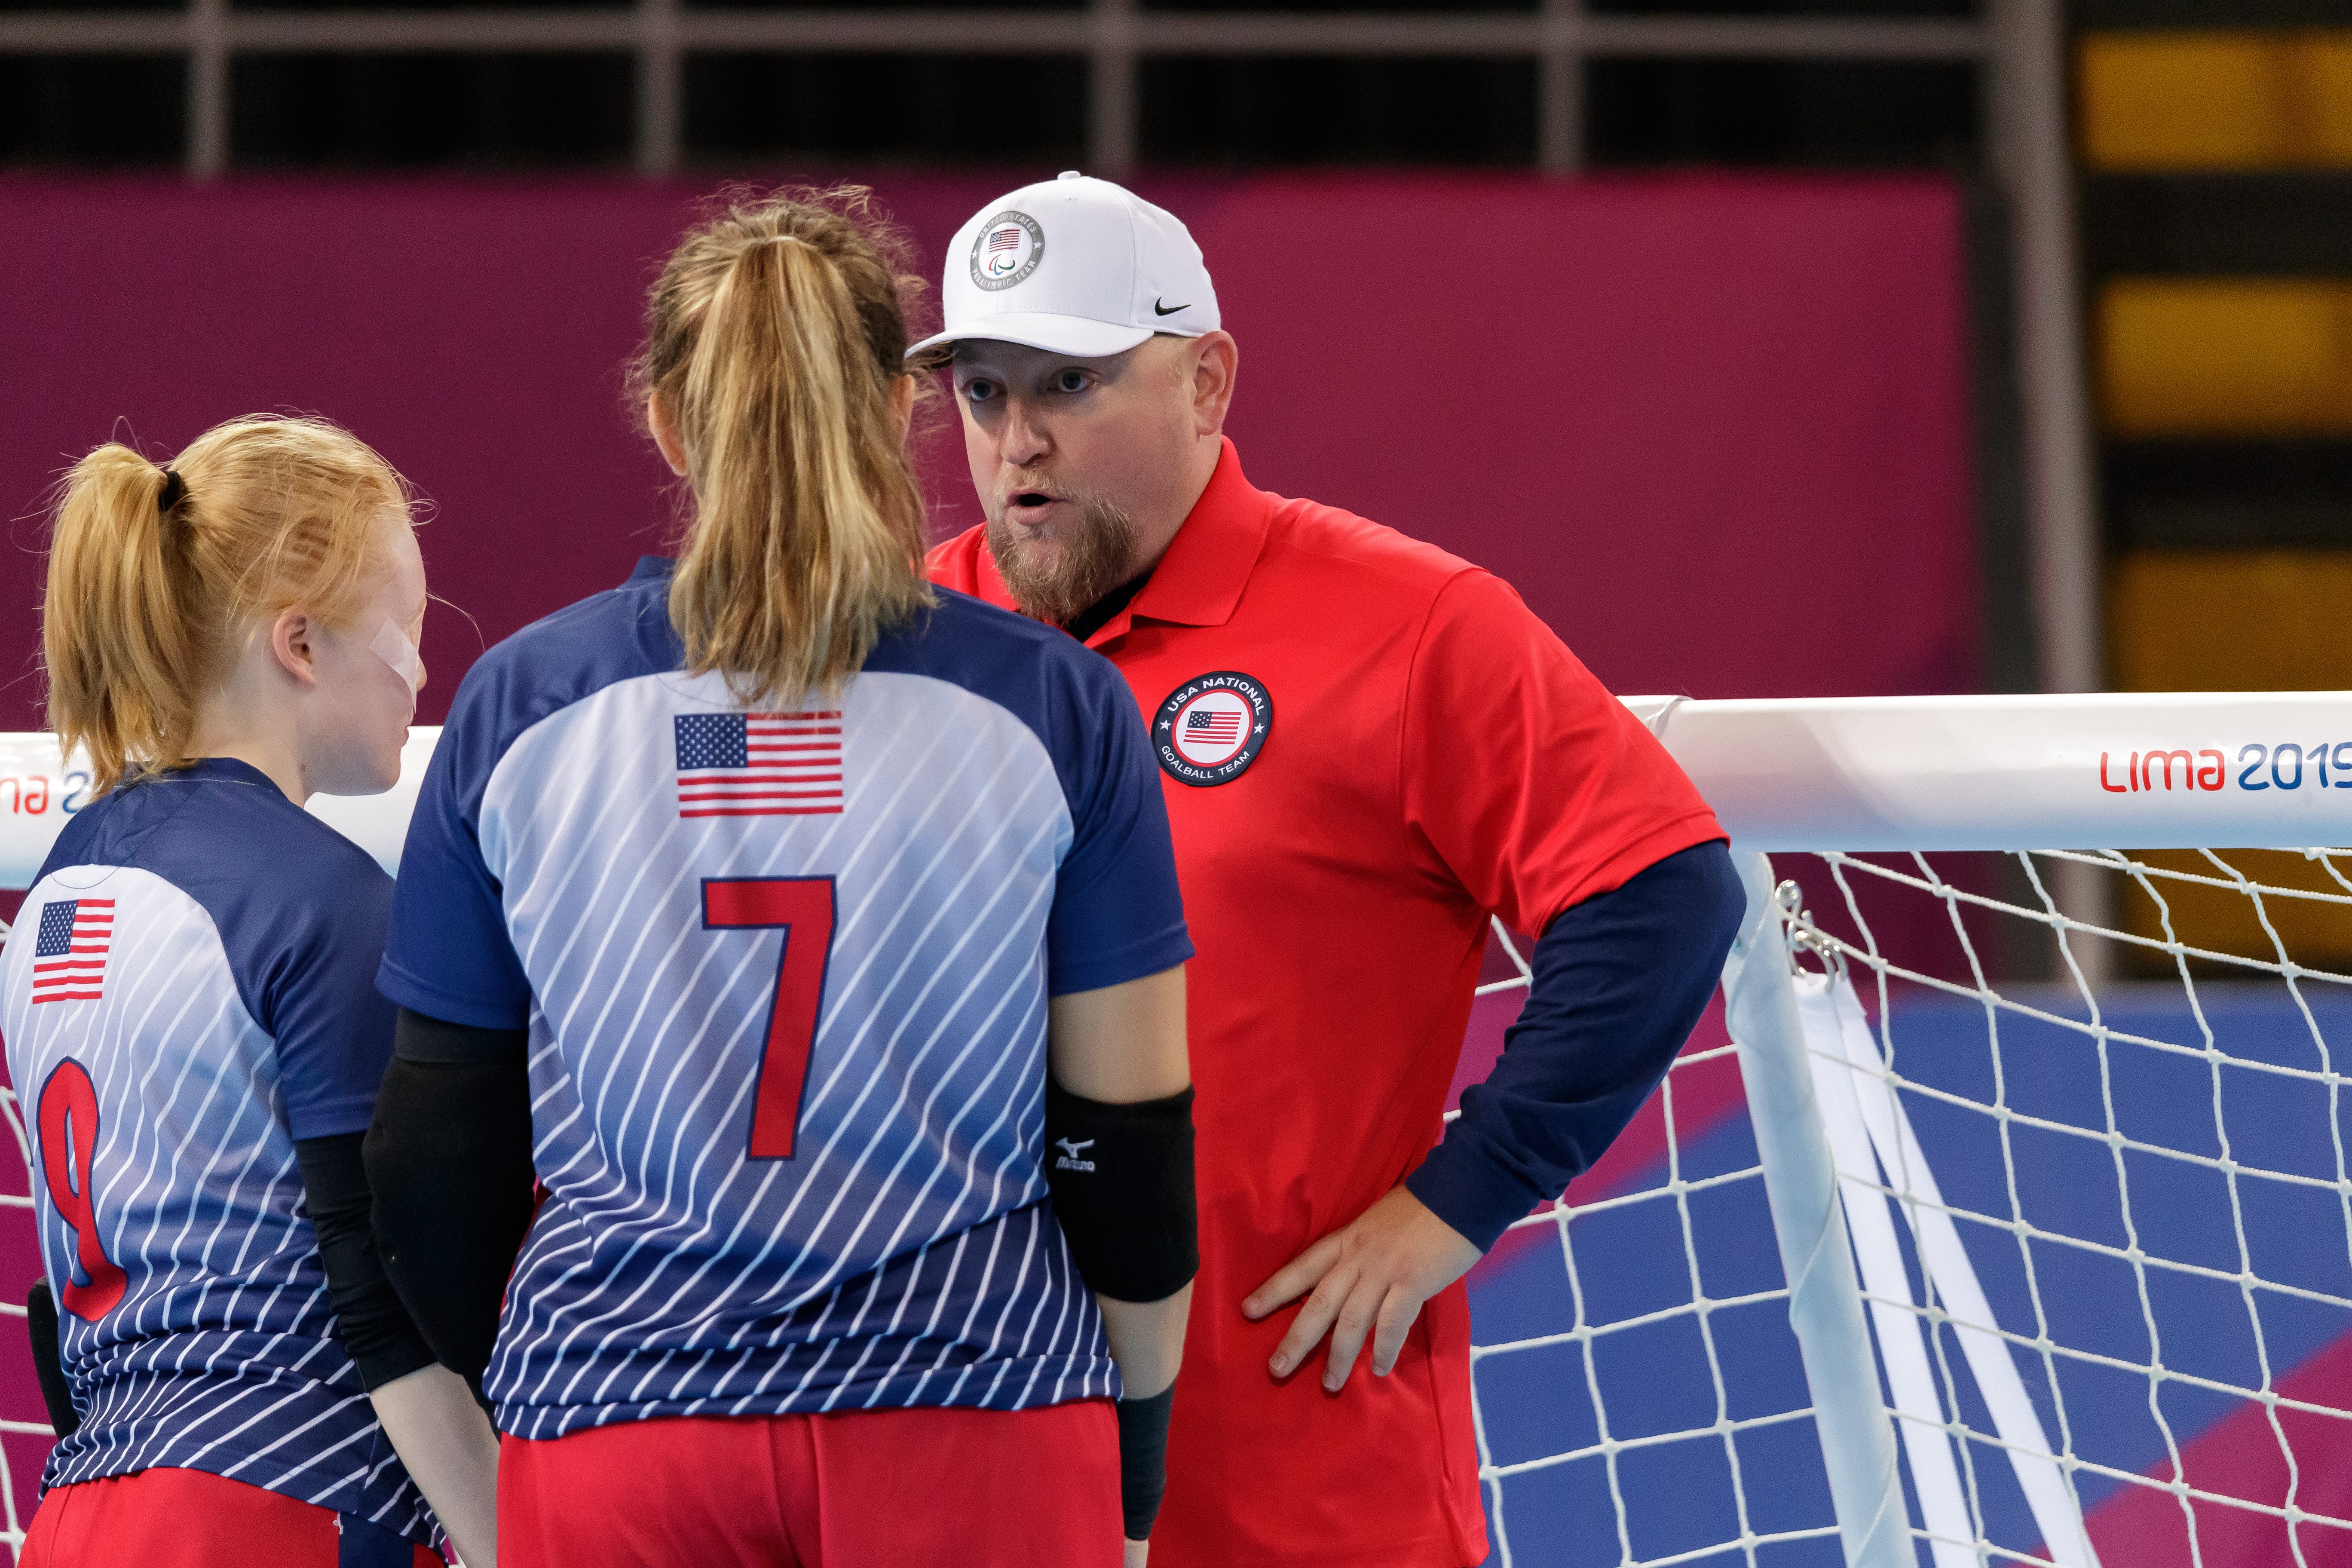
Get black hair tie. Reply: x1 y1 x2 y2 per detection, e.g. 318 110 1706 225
156 469 184 514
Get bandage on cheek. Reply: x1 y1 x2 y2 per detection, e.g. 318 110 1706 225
371 617 425 693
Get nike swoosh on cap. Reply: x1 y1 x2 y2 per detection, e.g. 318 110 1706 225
1153 299 1189 316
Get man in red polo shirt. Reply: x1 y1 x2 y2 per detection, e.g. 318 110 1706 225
914 173 1745 1568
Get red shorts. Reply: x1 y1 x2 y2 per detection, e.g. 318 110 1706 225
499 1399 1121 1568
22 1467 441 1568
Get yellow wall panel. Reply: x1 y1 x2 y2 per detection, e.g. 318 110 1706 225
2082 29 2352 168
2118 848 2352 976
2082 34 2288 167
2110 549 2352 692
2100 280 2352 435
2110 552 2352 972
2294 35 2352 160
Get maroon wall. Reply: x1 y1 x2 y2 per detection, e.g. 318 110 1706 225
0 169 1975 732
0 169 1975 1522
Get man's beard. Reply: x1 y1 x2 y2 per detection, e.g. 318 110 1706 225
983 487 1139 627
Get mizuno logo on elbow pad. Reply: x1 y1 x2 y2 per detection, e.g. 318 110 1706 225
1054 1137 1097 1172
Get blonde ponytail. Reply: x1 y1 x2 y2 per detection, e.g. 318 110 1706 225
43 416 412 795
634 187 932 707
43 449 203 796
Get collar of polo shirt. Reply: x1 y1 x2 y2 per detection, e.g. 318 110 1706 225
1119 439 1268 634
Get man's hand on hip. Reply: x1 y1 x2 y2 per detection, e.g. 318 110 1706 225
1243 1184 1483 1392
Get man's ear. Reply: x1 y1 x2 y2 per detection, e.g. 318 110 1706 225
1188 332 1239 440
648 395 689 478
268 609 321 689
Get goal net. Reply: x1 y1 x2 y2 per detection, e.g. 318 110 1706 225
1466 692 2352 1568
0 701 2345 1568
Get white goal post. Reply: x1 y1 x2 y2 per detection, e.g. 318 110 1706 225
0 690 2342 1568
0 688 2338 879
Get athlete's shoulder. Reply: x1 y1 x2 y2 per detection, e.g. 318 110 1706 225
37 762 386 903
919 582 1083 656
25 763 392 1039
459 559 680 722
439 560 683 784
875 586 1124 700
863 590 1134 800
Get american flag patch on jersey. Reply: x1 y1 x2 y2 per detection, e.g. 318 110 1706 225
674 712 845 818
31 898 112 1004
1184 709 1244 745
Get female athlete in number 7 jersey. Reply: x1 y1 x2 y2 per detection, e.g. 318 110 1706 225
364 187 1199 1568
2 417 500 1568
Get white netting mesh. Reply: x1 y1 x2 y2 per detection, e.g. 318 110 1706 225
1467 917 1843 1568
1799 848 2352 1568
1470 1049 1838 1567
0 1064 43 1560
1469 849 2352 1568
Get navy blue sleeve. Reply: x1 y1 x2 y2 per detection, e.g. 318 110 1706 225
1406 840 1745 1252
266 865 401 1142
1043 658 1193 997
378 575 682 1030
377 684 535 1030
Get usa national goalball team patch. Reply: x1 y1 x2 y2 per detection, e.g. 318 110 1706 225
1153 671 1272 786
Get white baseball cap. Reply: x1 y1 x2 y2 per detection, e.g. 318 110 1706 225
907 171 1220 361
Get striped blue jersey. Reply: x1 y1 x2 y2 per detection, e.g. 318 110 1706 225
379 558 1192 1441
0 760 432 1540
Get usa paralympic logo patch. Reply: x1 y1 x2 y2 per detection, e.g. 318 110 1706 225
970 209 1044 292
1154 671 1272 787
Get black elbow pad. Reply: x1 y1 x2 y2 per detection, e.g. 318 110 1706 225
1043 1078 1197 1304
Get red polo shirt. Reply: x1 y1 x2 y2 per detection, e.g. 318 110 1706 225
928 440 1722 1568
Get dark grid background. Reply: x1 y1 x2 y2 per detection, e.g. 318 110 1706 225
2 0 1990 172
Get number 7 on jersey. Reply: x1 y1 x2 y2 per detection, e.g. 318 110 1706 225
703 877 836 1160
